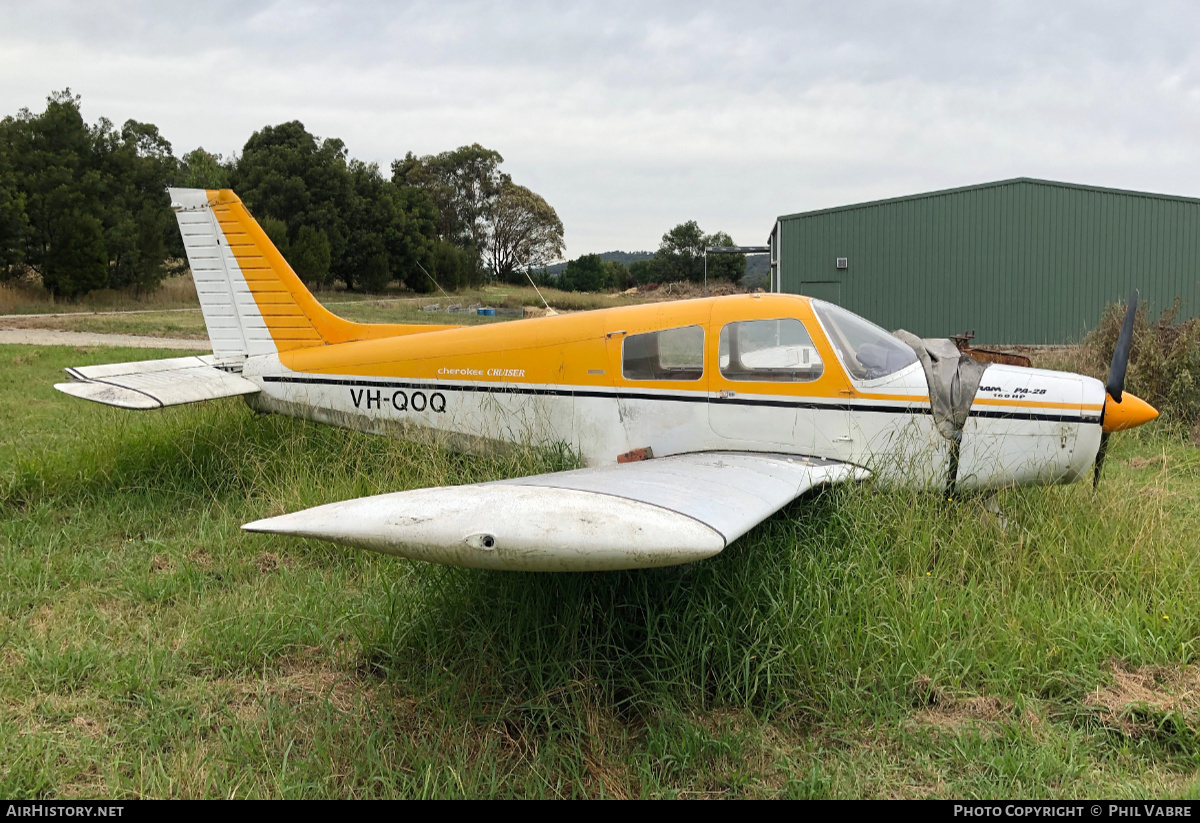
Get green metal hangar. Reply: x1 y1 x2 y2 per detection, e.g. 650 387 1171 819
766 178 1200 344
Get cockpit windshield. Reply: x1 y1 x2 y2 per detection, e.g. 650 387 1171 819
811 300 918 381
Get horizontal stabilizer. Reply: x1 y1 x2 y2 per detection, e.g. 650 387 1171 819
55 355 259 410
244 452 868 571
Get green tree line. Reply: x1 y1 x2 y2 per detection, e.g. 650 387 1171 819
0 91 566 298
0 90 182 298
552 220 746 293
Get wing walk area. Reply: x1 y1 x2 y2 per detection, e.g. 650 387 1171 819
496 452 868 546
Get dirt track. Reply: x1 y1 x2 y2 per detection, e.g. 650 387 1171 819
0 328 210 350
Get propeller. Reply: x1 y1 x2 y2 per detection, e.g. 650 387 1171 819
1093 289 1139 488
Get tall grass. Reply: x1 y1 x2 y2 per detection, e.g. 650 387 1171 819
0 275 201 315
2 345 1200 797
351 435 1200 714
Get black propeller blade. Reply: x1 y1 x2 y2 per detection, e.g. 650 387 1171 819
1106 289 1138 403
1093 289 1139 488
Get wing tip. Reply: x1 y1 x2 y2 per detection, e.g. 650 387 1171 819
242 515 303 537
54 381 163 410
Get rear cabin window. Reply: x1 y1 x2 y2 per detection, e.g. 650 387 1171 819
622 325 705 381
718 318 824 382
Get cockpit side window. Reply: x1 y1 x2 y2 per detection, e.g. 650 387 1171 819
811 300 918 381
622 325 705 381
718 318 824 382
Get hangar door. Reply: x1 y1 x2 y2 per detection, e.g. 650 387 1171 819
800 281 840 304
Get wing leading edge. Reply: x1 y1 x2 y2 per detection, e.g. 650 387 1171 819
243 452 868 571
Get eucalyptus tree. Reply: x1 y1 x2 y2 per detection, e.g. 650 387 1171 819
175 148 231 189
392 143 505 265
485 180 564 284
652 220 745 285
394 143 566 284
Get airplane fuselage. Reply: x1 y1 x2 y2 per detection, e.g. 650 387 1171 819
239 293 1106 491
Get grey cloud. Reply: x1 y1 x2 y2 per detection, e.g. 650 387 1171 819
2 1 1199 255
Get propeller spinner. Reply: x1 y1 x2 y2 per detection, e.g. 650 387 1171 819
1093 289 1159 488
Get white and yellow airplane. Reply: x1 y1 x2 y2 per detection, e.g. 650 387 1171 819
54 189 1159 571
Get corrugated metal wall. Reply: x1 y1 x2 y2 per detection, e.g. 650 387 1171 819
776 179 1200 344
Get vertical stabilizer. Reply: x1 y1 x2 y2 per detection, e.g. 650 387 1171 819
170 188 459 359
170 188 347 358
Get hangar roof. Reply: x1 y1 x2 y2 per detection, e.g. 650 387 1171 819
776 177 1200 224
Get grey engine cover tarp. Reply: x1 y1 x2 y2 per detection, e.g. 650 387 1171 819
893 331 989 441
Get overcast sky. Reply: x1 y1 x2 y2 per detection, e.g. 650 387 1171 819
2 1 1198 257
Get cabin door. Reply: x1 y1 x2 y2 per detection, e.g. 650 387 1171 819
707 305 821 455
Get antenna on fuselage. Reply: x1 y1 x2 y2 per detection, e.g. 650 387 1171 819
523 267 557 317
415 261 451 298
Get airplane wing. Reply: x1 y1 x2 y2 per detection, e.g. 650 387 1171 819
55 355 259 410
243 452 869 571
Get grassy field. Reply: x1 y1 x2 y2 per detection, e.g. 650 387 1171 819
0 276 205 315
3 344 1200 798
0 278 682 341
0 303 510 339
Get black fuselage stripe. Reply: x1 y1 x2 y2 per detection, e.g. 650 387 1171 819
261 374 1095 424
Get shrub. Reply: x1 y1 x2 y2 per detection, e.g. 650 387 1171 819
629 258 661 285
426 240 481 291
1082 297 1200 432
558 254 609 292
42 210 108 298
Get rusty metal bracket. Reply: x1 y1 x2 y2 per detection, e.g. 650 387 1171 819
617 447 654 464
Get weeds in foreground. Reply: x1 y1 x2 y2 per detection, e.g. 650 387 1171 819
1050 297 1200 434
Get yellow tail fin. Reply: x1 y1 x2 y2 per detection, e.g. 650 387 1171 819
170 188 451 359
